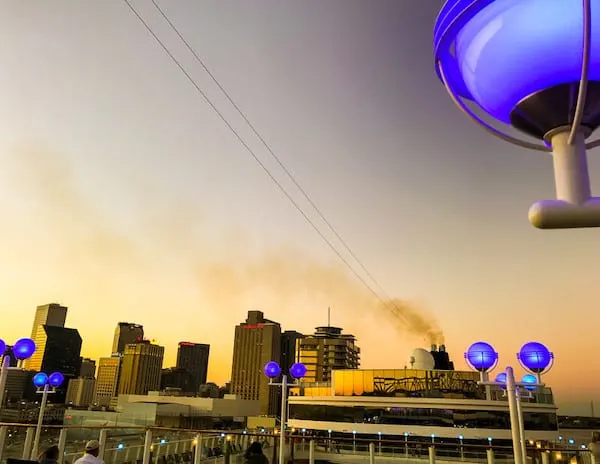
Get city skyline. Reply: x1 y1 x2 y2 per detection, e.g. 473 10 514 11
0 0 598 416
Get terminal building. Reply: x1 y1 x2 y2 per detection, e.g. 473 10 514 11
287 345 559 445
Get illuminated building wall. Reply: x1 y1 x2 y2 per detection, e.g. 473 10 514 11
94 356 121 408
117 341 164 396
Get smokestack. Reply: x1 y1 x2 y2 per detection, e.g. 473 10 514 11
431 344 438 352
439 344 446 352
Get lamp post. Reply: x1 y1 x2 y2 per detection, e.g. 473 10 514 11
433 0 600 229
0 338 37 410
263 361 306 464
31 371 64 459
465 342 554 464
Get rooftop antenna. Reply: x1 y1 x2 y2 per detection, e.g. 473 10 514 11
327 307 331 327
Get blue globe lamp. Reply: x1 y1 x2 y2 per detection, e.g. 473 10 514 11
13 338 36 360
518 342 554 374
48 372 65 388
434 0 600 229
521 374 538 391
465 342 498 372
289 362 307 379
0 339 6 357
33 372 49 388
263 361 282 379
494 371 507 389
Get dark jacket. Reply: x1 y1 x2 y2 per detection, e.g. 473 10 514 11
244 452 269 464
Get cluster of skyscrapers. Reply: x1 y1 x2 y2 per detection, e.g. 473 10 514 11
1 304 361 421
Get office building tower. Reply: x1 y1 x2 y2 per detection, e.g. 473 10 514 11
298 326 360 383
230 310 281 415
117 341 164 395
112 322 144 355
25 303 68 370
281 330 304 371
79 358 96 378
176 342 210 392
94 356 121 408
66 378 96 407
160 367 195 392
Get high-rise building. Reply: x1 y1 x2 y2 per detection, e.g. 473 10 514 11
112 322 144 355
79 358 96 378
298 326 360 383
66 378 96 407
160 367 195 392
94 356 121 408
230 310 281 415
25 303 68 371
117 341 164 395
176 342 210 392
281 330 304 372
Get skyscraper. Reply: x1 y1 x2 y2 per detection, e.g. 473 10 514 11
230 310 281 415
25 303 68 371
117 341 164 395
176 342 210 392
112 322 144 355
79 358 96 378
281 330 304 371
94 356 121 408
66 378 96 407
298 326 360 383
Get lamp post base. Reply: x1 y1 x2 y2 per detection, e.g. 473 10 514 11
529 128 600 229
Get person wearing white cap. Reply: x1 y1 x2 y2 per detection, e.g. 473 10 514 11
73 440 104 464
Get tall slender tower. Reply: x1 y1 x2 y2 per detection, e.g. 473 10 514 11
112 323 144 355
117 341 164 395
25 303 68 371
230 311 281 415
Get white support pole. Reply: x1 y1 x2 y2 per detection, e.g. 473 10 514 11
487 448 495 464
506 367 524 464
308 440 314 464
0 357 9 411
551 129 591 205
0 426 8 463
369 442 375 464
58 428 68 464
99 429 108 460
142 430 153 464
193 433 202 464
279 375 287 464
23 427 35 460
31 385 49 460
515 389 528 464
429 446 436 464
541 451 550 464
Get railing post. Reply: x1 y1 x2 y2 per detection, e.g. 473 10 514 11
541 451 550 464
193 433 202 464
98 429 108 459
57 428 68 464
308 440 314 464
0 426 8 463
429 446 436 464
369 442 375 463
23 427 34 460
487 448 495 464
142 429 153 464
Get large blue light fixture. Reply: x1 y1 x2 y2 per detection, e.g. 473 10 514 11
434 0 600 229
48 372 65 388
263 361 282 379
518 342 553 374
13 338 36 360
33 372 49 388
465 342 498 372
289 362 307 379
521 374 538 391
0 339 6 357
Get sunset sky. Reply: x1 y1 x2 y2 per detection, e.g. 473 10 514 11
0 1 598 415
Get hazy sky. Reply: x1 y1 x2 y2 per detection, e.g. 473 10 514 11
0 1 598 415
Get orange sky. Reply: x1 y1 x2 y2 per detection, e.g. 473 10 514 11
0 1 598 416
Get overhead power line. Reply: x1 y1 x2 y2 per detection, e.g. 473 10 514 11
121 0 417 334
